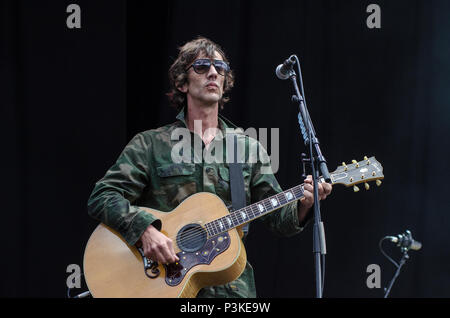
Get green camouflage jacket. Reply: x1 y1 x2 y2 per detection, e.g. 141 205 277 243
87 108 308 298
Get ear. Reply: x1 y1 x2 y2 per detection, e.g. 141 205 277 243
177 82 188 94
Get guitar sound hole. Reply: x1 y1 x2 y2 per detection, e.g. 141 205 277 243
177 224 207 253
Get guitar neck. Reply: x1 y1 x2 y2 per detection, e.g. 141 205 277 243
204 177 326 237
204 155 384 237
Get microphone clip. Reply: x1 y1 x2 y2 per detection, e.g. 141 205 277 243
300 152 311 179
388 230 421 253
396 230 414 252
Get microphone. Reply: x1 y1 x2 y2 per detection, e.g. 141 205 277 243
387 230 422 251
275 55 296 80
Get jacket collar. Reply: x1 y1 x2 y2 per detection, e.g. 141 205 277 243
175 107 241 140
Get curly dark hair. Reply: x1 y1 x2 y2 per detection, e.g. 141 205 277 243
167 37 234 111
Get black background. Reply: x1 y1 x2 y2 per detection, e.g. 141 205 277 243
2 0 450 298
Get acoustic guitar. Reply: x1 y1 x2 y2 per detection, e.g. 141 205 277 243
83 156 384 297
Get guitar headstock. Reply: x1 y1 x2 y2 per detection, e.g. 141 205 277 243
330 156 384 192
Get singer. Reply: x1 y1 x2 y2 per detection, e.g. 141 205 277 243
86 36 332 298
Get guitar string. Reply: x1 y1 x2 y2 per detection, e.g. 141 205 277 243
165 186 305 246
165 165 375 247
164 185 305 245
163 186 305 249
171 170 374 246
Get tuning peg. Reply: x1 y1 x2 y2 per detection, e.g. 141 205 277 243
352 159 360 167
364 182 370 190
376 180 382 186
342 162 348 171
364 156 368 160
364 156 371 164
353 185 360 192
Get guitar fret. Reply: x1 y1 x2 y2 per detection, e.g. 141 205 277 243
293 185 304 199
244 206 253 221
205 222 212 236
234 210 243 225
269 197 279 208
212 220 220 234
240 209 248 223
249 204 256 218
284 189 295 202
276 193 285 206
209 222 215 236
208 183 309 236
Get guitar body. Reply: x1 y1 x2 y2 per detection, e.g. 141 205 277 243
83 192 247 298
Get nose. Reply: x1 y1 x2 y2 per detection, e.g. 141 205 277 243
206 64 218 79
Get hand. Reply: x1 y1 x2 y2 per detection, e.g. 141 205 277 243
298 175 333 221
139 224 179 264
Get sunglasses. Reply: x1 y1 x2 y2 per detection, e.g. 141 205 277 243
187 59 230 76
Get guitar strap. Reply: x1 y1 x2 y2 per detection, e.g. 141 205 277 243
228 134 249 236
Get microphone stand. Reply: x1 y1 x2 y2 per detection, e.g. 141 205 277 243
380 230 419 298
286 56 330 298
384 250 409 298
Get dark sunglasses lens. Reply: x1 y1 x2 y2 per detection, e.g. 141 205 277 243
193 60 211 74
191 59 229 75
214 61 228 75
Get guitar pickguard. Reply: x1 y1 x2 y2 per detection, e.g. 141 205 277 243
164 233 231 286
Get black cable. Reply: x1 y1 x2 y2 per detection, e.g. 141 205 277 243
379 236 399 268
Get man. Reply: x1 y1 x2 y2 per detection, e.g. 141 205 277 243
87 37 332 297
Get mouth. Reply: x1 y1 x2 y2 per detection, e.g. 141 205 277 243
206 83 219 89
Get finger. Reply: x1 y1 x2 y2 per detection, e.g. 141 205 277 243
304 175 313 183
163 241 179 264
303 184 314 193
157 243 174 264
302 190 314 206
148 240 165 263
318 182 324 193
166 240 179 263
304 193 313 203
316 184 326 200
324 183 332 195
154 249 168 264
319 184 331 198
319 183 328 199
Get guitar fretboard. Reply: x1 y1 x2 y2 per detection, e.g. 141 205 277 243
204 183 307 237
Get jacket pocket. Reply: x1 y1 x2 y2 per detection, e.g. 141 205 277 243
153 163 197 207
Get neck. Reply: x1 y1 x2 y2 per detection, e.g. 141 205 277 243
186 104 219 146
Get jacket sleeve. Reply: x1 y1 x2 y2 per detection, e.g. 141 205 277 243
250 143 311 237
87 133 161 246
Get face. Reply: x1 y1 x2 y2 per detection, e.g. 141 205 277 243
179 51 227 108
